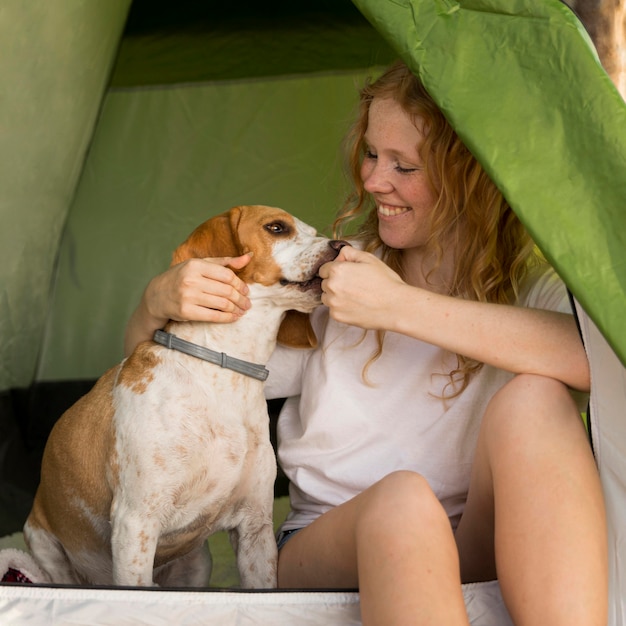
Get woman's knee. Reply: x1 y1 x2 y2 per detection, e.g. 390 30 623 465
492 373 572 410
481 374 586 454
357 471 448 534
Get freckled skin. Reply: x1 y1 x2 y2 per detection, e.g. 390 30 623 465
24 205 340 588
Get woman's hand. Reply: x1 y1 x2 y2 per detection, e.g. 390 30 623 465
319 246 408 331
145 255 251 325
124 254 252 356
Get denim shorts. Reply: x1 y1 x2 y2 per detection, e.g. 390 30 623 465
275 527 303 551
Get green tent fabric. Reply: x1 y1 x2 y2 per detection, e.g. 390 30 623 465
0 0 132 390
354 0 626 367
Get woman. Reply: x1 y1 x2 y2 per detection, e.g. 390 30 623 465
125 61 607 625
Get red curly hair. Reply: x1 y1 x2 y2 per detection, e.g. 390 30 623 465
334 61 541 395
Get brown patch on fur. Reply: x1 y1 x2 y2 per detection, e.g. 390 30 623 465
171 208 243 264
170 205 291 287
117 344 161 394
153 452 166 469
277 310 317 349
233 206 290 286
27 368 118 554
139 530 150 554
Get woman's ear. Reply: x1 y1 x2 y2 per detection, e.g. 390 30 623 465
170 207 243 266
277 311 317 349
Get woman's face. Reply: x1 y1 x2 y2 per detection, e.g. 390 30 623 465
360 97 438 252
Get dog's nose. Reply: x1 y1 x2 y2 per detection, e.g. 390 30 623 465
329 240 351 252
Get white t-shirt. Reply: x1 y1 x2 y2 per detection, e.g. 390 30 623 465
265 264 581 533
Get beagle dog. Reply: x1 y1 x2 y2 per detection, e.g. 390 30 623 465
24 205 345 588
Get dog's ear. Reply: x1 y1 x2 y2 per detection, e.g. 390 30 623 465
277 311 317 349
171 208 243 265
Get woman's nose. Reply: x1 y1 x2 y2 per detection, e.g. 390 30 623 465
362 161 393 194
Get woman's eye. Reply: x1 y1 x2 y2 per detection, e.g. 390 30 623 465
395 164 418 174
364 148 417 174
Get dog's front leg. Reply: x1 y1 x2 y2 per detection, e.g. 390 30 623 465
111 503 159 587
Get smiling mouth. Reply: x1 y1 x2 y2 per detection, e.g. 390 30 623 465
378 203 411 217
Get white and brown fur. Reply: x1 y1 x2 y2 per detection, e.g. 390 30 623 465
24 205 344 588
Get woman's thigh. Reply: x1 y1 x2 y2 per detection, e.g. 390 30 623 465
277 499 359 589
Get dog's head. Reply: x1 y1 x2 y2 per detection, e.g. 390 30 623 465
171 205 347 349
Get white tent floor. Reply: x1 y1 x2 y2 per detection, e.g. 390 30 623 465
0 580 512 625
0 495 516 624
0 533 513 624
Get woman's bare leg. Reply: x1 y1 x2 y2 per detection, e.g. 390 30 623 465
455 374 608 625
278 470 470 626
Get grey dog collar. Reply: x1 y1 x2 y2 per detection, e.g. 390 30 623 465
153 330 269 382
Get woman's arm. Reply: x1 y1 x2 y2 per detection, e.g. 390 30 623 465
124 255 252 356
319 247 589 392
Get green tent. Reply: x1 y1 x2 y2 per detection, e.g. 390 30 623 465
0 1 624 623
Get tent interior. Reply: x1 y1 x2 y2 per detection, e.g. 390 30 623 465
0 1 625 624
0 0 396 537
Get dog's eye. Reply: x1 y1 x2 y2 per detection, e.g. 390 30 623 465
264 221 290 235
